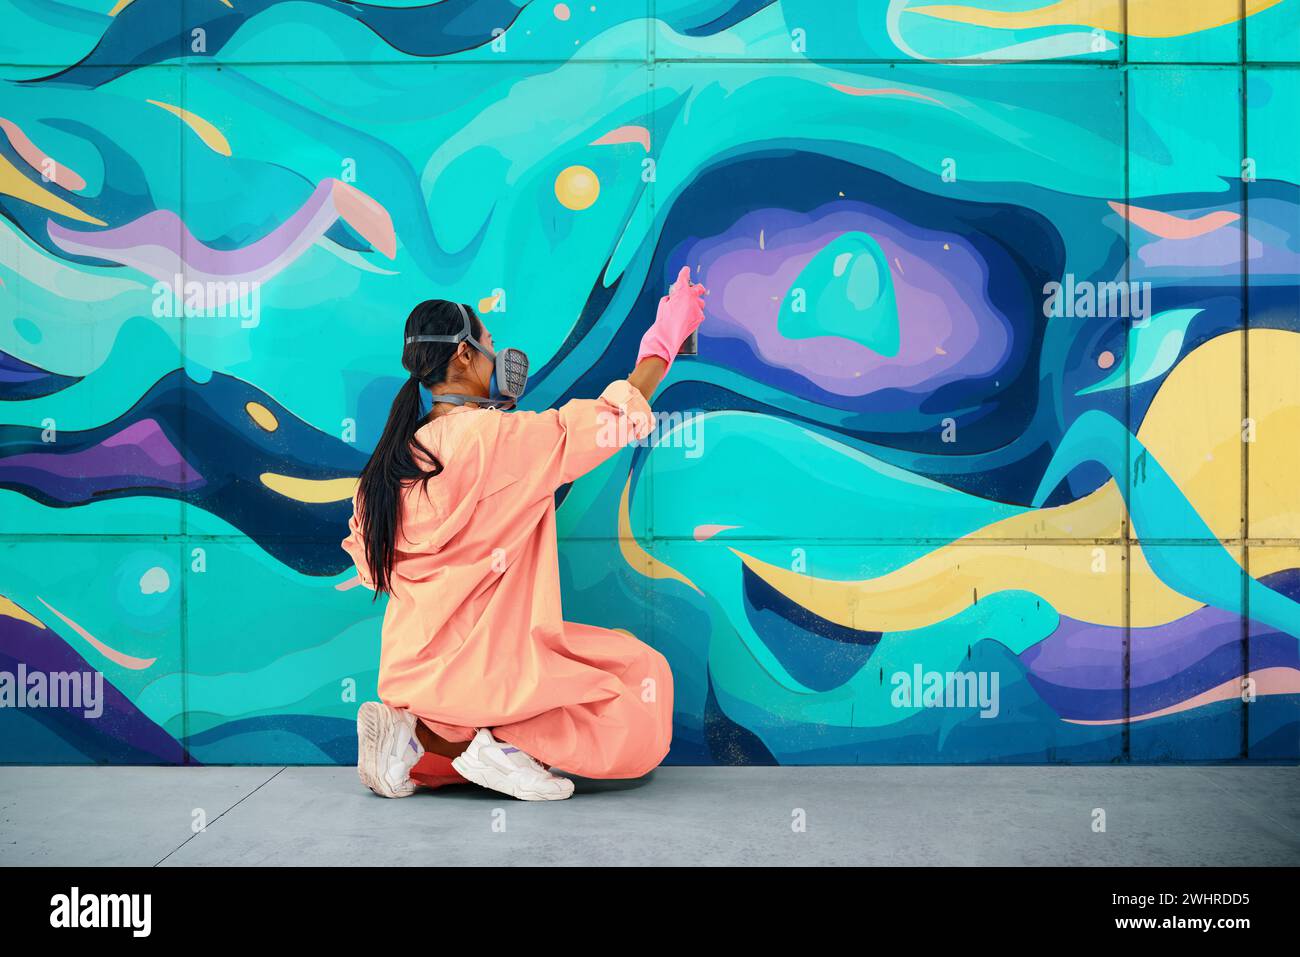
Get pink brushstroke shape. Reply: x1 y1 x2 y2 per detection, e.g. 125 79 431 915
1064 666 1300 726
0 118 87 192
694 524 741 542
335 575 371 591
331 180 397 259
828 82 944 106
1108 201 1240 239
36 596 157 670
47 179 396 307
590 125 651 152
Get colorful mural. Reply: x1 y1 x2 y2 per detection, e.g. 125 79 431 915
2 0 1298 766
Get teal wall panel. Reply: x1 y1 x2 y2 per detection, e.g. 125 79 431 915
1 1 1298 765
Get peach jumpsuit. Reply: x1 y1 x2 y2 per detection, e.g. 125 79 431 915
342 380 673 779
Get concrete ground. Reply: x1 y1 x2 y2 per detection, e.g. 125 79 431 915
1 766 1297 866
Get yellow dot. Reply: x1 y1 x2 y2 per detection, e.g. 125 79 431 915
554 165 600 210
245 401 279 432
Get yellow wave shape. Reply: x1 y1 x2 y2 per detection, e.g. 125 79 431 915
735 329 1300 632
260 473 358 504
618 476 701 594
905 0 1282 39
0 151 105 226
147 99 232 157
0 595 45 629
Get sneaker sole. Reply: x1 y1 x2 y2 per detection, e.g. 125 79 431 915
356 701 416 799
451 751 574 802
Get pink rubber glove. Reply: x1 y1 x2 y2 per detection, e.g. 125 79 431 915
638 266 707 374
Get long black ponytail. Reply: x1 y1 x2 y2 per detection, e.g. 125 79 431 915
357 299 483 596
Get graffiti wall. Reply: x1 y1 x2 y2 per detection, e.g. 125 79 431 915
2 0 1298 766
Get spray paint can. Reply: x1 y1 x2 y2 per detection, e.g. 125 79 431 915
674 275 701 356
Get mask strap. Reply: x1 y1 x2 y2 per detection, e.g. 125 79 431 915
405 304 478 345
430 393 515 411
406 303 509 410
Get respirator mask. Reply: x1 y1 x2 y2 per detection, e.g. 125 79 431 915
406 302 529 411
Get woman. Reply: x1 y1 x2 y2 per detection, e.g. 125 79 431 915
343 268 706 801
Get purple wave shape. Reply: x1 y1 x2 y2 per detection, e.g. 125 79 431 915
46 180 341 306
0 609 187 764
1022 570 1300 721
0 417 202 504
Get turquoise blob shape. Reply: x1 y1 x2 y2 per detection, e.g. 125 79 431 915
778 231 900 357
111 547 179 627
1076 308 1203 397
13 317 41 344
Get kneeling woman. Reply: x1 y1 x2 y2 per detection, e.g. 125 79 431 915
343 269 706 801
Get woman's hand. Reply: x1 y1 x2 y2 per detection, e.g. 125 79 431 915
637 266 706 375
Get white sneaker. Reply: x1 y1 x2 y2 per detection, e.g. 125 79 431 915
356 701 423 798
451 728 574 802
